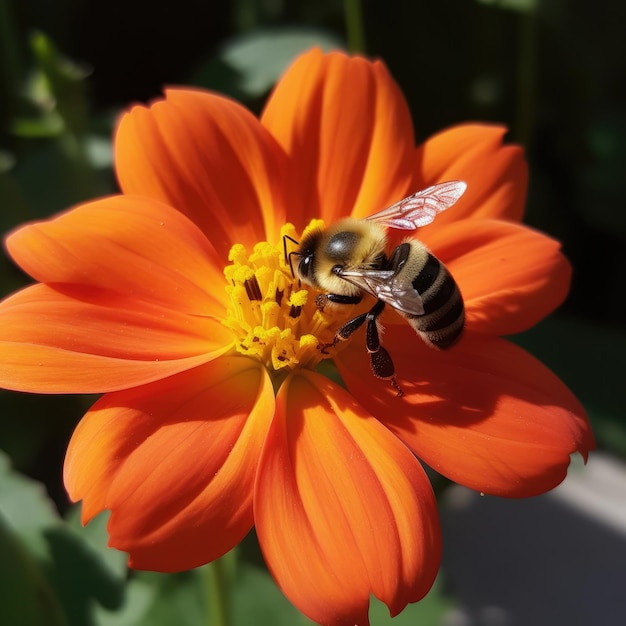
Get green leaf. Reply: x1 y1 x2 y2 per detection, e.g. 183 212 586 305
11 138 108 216
11 112 65 138
94 578 156 626
26 31 92 136
127 570 207 626
0 449 61 561
84 134 114 170
29 31 91 84
190 27 344 100
42 524 126 625
0 452 127 624
0 513 67 626
232 563 311 626
65 507 127 583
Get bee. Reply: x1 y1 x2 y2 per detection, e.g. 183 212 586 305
285 181 467 396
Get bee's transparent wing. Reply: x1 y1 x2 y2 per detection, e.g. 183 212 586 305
339 269 425 316
366 180 467 230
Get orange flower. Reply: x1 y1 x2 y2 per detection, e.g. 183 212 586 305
0 49 592 626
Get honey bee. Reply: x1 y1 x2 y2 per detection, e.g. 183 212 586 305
286 180 467 396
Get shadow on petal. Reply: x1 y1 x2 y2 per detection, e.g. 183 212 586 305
336 328 593 497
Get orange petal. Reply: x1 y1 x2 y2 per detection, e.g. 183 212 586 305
6 195 227 313
336 329 594 498
64 357 274 571
115 89 289 253
255 370 441 626
414 124 527 225
0 284 232 392
419 219 572 336
261 48 416 228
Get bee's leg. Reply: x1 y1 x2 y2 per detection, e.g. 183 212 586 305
365 300 404 397
316 293 365 354
315 293 362 312
315 293 366 354
318 310 368 354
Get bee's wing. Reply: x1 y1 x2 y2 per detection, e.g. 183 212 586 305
339 269 425 316
366 180 467 230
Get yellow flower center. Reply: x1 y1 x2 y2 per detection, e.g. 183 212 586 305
223 221 348 380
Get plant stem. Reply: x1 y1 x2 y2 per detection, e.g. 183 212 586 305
344 0 366 54
206 556 232 626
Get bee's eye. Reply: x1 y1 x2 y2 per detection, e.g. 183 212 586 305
326 231 359 261
298 255 313 279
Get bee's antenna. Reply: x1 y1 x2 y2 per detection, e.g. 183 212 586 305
282 234 300 278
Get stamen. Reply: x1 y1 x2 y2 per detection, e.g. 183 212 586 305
289 305 302 319
222 222 353 377
244 276 262 301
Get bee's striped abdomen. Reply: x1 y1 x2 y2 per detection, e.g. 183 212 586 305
408 251 465 349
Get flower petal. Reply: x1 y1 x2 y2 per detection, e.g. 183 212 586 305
419 219 572 336
64 356 274 571
336 329 593 498
414 124 527 224
6 195 227 313
255 370 441 626
115 89 289 252
262 48 416 227
0 284 232 393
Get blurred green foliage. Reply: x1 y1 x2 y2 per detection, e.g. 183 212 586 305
0 0 624 624
0 450 452 624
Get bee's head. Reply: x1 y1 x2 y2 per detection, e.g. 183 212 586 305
282 220 385 293
293 230 323 286
322 218 387 270
324 229 361 265
283 231 321 287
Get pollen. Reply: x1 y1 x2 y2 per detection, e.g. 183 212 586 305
223 222 342 377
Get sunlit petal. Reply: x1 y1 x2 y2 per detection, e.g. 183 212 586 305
255 370 440 626
6 195 227 313
65 357 274 571
336 329 593 497
415 124 527 224
262 48 415 227
115 89 290 252
419 219 572 335
0 284 231 393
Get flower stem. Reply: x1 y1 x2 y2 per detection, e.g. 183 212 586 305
206 554 233 626
344 0 366 54
515 7 537 151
